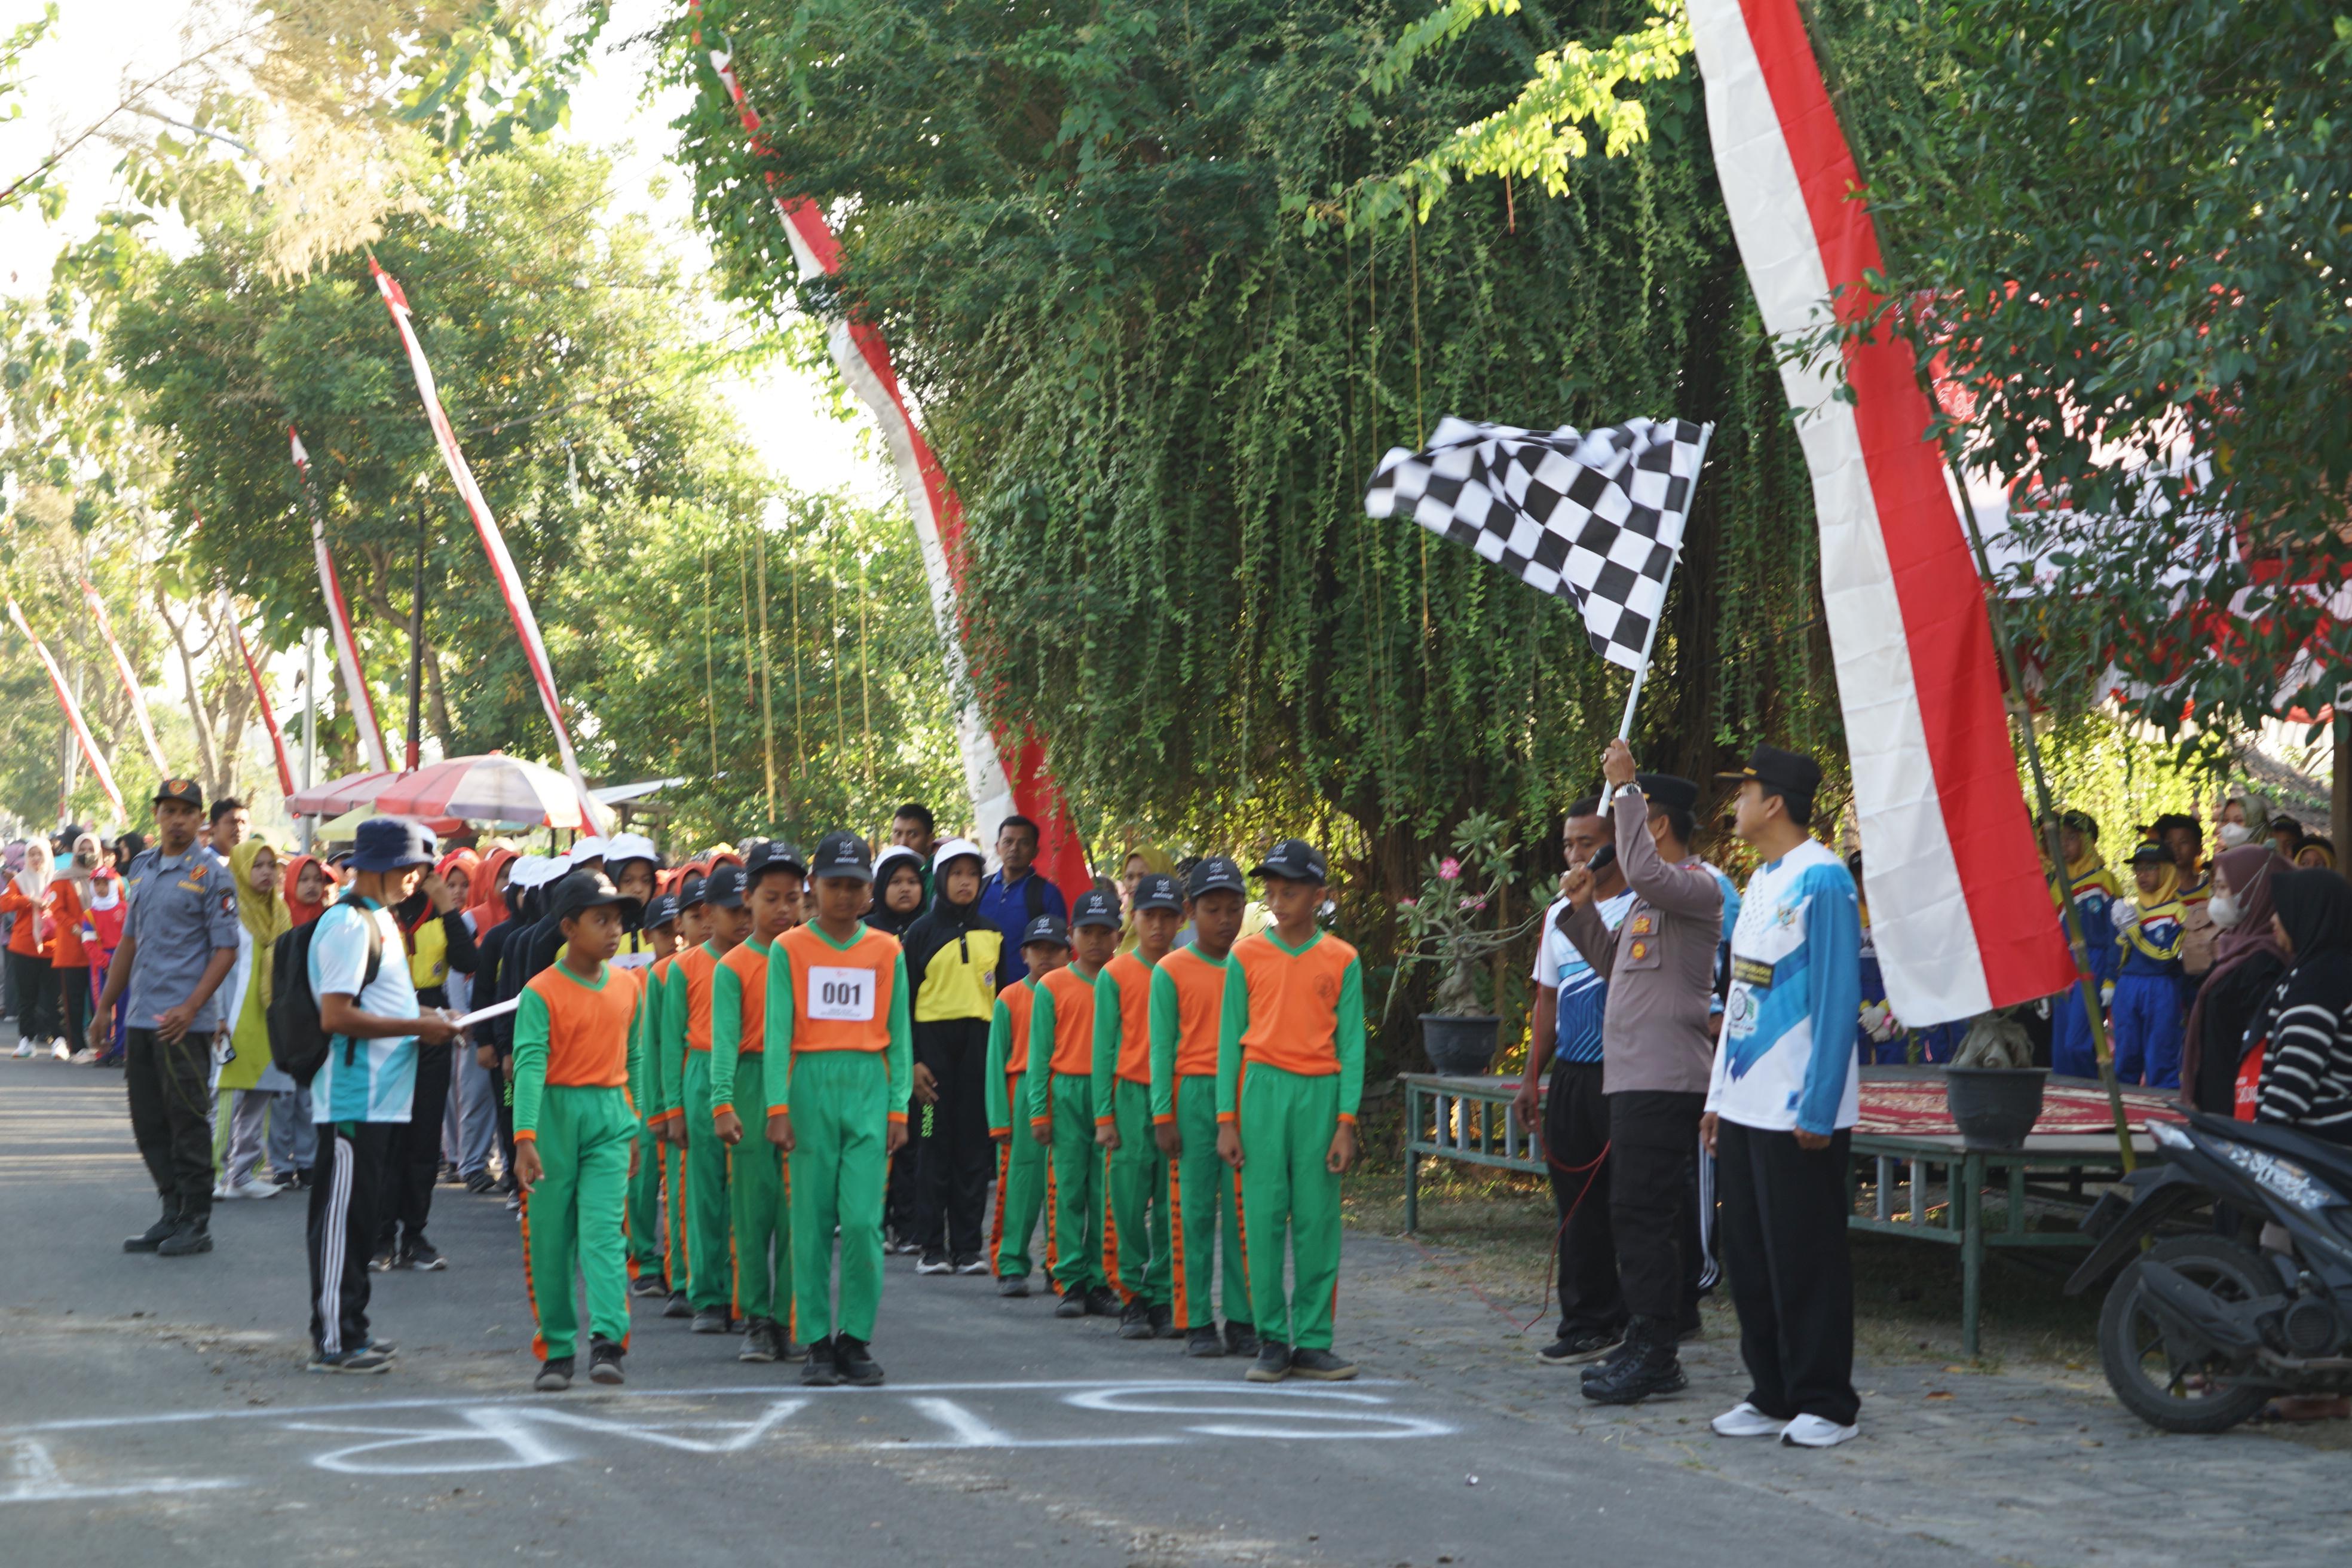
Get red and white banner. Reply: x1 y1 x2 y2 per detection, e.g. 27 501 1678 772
368 258 610 834
6 596 125 820
78 577 169 776
691 9 1092 901
222 592 299 800
289 427 391 774
1690 0 2075 1022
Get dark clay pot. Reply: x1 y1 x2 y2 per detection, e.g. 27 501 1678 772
1420 1014 1501 1076
1943 1066 2048 1150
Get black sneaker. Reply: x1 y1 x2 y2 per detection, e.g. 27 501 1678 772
124 1202 182 1253
1539 1325 1625 1366
356 1339 398 1358
996 1274 1031 1298
1223 1320 1260 1358
629 1273 664 1298
1246 1342 1292 1383
1117 1301 1153 1340
953 1252 988 1275
1288 1347 1359 1381
1083 1285 1122 1317
664 1291 693 1319
1580 1319 1688 1405
157 1218 212 1257
834 1335 884 1387
801 1337 840 1387
1149 1304 1178 1339
740 1319 778 1363
369 1248 396 1273
1054 1289 1086 1319
308 1346 392 1374
466 1170 498 1195
690 1309 728 1334
915 1250 952 1275
589 1338 626 1385
1185 1325 1225 1358
406 1238 446 1272
535 1356 575 1392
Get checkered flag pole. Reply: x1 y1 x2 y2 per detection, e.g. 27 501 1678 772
1365 416 1714 737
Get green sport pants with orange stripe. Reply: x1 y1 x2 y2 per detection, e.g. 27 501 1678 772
1104 1079 1169 1306
628 1105 663 1278
990 1102 1049 1279
520 1084 637 1361
662 1138 688 1293
1169 1073 1250 1331
1043 1071 1105 1294
679 1052 733 1314
788 1050 893 1345
1237 1064 1344 1351
728 1051 792 1331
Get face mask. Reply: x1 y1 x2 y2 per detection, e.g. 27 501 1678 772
75 851 97 868
2217 822 2252 849
2209 891 2242 929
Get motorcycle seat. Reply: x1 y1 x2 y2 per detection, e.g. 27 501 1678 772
2191 1109 2352 1193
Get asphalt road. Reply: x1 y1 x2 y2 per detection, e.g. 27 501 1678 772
0 1050 1970 1568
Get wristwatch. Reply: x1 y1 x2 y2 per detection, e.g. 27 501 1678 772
1607 779 1644 813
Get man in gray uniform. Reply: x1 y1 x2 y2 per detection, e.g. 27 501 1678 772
99 778 241 1257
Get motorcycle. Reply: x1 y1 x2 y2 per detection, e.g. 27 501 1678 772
2066 1109 2352 1433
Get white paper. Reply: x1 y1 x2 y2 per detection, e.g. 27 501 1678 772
452 997 520 1030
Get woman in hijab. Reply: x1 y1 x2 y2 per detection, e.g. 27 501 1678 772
895 839 1005 1269
47 831 100 1062
868 847 927 939
110 832 145 874
279 853 337 929
214 837 292 1200
2180 846 2294 1114
2 836 59 1058
1116 847 1177 953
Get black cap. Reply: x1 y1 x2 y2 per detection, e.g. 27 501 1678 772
645 893 680 929
745 838 809 883
2129 840 2172 867
1020 914 1071 949
1186 855 1246 899
810 829 874 884
154 777 204 810
1251 838 1328 884
351 817 439 872
1632 772 1699 813
677 874 710 911
1132 872 1184 914
2058 808 2099 838
704 862 747 909
551 869 644 926
1717 745 1823 818
1071 887 1122 929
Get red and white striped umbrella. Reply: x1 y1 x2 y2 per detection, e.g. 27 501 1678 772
288 767 403 818
372 753 586 828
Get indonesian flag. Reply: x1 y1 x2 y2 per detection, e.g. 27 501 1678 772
6 596 125 820
289 427 391 774
78 577 169 776
1690 0 2075 1022
222 592 299 800
692 7 1094 904
368 258 610 834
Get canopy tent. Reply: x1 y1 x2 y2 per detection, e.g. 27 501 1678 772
311 804 463 841
289 767 402 818
372 752 585 828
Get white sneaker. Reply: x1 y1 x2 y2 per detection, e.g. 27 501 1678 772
228 1178 280 1201
1780 1413 1860 1448
212 1182 232 1200
69 1047 97 1064
1711 1401 1788 1438
51 1039 70 1061
10 1040 30 1059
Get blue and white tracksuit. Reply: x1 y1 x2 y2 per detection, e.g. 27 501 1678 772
2111 902 2185 1089
1707 841 1863 1137
2050 868 2119 1078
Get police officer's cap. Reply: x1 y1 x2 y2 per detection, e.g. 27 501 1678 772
1633 773 1699 813
153 777 204 811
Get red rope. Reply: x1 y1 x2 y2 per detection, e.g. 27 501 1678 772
1521 1138 1610 1335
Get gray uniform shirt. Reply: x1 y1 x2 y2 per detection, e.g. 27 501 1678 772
1561 791 1723 1097
121 844 241 1033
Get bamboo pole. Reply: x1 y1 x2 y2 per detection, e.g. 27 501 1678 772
755 522 778 827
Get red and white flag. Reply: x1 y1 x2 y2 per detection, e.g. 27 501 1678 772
289 427 391 774
368 258 610 834
78 576 169 776
1689 0 2075 1022
692 11 1092 901
222 592 299 800
6 596 125 820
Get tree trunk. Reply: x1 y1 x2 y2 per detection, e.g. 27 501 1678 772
157 590 220 791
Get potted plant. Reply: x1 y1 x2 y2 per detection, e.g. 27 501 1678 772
1393 811 1538 1076
1943 1008 2050 1149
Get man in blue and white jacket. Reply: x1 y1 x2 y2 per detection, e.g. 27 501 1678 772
1702 745 1863 1450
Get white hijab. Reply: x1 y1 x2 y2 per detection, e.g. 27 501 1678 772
12 838 51 900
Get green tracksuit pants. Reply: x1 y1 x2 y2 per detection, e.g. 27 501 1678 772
1044 1070 1105 1294
679 1051 733 1314
789 1050 892 1345
627 1104 663 1279
1104 1078 1171 1307
521 1085 638 1361
1238 1065 1344 1352
1169 1073 1252 1331
662 1138 689 1294
728 1051 791 1331
991 1091 1049 1279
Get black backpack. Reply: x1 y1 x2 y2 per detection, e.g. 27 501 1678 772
266 911 382 1087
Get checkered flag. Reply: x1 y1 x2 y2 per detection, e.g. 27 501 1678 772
1365 416 1712 670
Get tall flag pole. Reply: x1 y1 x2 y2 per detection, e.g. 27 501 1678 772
366 258 610 834
77 575 169 775
289 427 391 773
688 5 1094 902
1686 0 2075 1024
7 596 126 820
222 590 299 800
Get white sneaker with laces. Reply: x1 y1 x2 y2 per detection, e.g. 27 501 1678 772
51 1039 71 1061
10 1040 31 1059
1780 1413 1860 1448
212 1182 233 1200
1710 1402 1788 1438
228 1178 280 1201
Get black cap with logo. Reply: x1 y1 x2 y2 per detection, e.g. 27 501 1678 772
811 829 875 884
1019 914 1071 949
154 777 204 810
1186 855 1247 899
552 869 644 926
1132 872 1184 914
704 862 748 909
1071 887 1122 929
645 893 680 929
677 874 710 911
745 838 810 883
1251 838 1328 884
1716 745 1823 822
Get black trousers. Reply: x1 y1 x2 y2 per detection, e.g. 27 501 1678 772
1606 1089 1707 1329
8 949 56 1042
309 1121 394 1355
1544 1061 1624 1337
379 1041 452 1250
53 966 88 1055
1716 1118 1859 1426
911 1018 994 1257
495 1045 518 1187
125 1027 215 1221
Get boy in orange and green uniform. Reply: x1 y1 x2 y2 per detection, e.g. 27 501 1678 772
664 863 746 1333
1217 839 1365 1383
1094 872 1182 1339
1027 886 1125 1319
987 915 1068 1294
709 840 808 1364
1151 856 1257 1358
513 870 645 1391
621 891 677 1296
767 831 912 1387
650 877 710 1319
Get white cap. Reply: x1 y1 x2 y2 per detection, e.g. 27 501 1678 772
508 855 562 889
605 832 658 867
876 845 924 881
568 835 611 863
931 837 984 873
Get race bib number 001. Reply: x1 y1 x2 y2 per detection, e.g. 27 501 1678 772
808 965 877 1022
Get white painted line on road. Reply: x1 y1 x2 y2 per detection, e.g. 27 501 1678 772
1 1439 240 1505
899 1396 1178 1450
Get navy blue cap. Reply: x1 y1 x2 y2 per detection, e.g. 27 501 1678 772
551 869 644 927
1071 887 1121 930
811 829 874 884
2128 840 2171 866
1251 838 1327 884
1132 872 1184 914
1019 914 1070 948
677 874 710 911
1186 855 1246 899
1632 773 1699 813
704 862 747 909
645 893 680 929
745 838 809 883
351 817 439 873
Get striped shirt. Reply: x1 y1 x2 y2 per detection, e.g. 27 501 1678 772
2259 982 2352 1136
